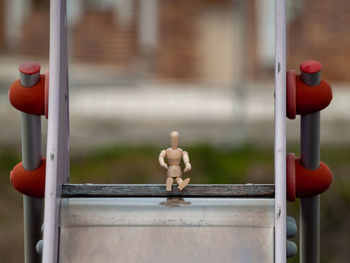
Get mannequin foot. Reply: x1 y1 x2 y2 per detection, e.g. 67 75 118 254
178 178 190 191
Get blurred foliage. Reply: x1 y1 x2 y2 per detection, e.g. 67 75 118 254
1 144 350 262
0 148 23 262
69 144 274 185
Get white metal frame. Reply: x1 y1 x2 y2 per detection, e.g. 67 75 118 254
274 0 287 262
42 0 287 262
43 0 70 262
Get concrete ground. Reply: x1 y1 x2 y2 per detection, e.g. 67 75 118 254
1 56 349 152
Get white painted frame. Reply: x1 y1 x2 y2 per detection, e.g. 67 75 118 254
41 0 286 262
274 0 287 262
42 0 70 262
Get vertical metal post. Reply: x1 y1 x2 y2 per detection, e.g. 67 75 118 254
43 0 70 262
275 0 287 262
300 68 322 263
20 65 44 263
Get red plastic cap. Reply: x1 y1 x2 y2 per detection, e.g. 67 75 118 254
19 61 41 75
300 60 322 74
295 76 332 115
10 159 46 198
9 75 46 115
295 158 332 198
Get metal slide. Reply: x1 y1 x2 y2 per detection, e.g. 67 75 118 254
59 196 274 263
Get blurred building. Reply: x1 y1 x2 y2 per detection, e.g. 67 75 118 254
288 0 350 81
0 0 348 82
0 0 349 148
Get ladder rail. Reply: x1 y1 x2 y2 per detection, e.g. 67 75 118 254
61 184 275 198
274 0 287 262
42 0 69 262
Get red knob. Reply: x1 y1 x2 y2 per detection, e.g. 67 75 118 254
19 61 41 75
300 60 322 74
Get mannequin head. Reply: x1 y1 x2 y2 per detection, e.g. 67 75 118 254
170 131 179 149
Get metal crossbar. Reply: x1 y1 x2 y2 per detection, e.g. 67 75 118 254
62 184 275 198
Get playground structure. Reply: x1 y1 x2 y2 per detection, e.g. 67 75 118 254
7 0 333 263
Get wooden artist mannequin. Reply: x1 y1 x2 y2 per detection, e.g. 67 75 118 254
159 131 191 191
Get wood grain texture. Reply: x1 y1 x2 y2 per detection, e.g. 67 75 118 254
62 184 274 198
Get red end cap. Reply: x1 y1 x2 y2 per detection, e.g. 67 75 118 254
19 62 41 75
300 60 322 74
10 159 46 198
8 74 46 115
295 75 332 115
295 158 333 198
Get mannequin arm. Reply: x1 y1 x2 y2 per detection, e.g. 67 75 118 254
158 150 168 170
183 151 192 173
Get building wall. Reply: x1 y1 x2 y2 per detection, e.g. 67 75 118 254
0 0 5 52
154 0 200 81
197 7 234 84
71 9 138 66
18 9 49 58
1 0 349 82
288 0 350 81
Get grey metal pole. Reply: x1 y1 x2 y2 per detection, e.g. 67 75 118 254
19 63 44 263
300 66 322 263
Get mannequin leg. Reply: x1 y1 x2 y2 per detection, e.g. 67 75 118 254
175 177 183 185
166 177 174 191
176 177 190 190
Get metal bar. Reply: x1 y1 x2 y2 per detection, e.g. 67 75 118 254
275 0 287 262
62 184 275 198
20 67 44 263
300 113 320 263
20 71 40 88
21 113 42 170
300 195 320 263
43 0 70 262
299 65 322 263
300 113 320 169
23 196 44 263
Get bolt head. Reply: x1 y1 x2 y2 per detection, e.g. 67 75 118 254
300 60 322 74
19 61 41 75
